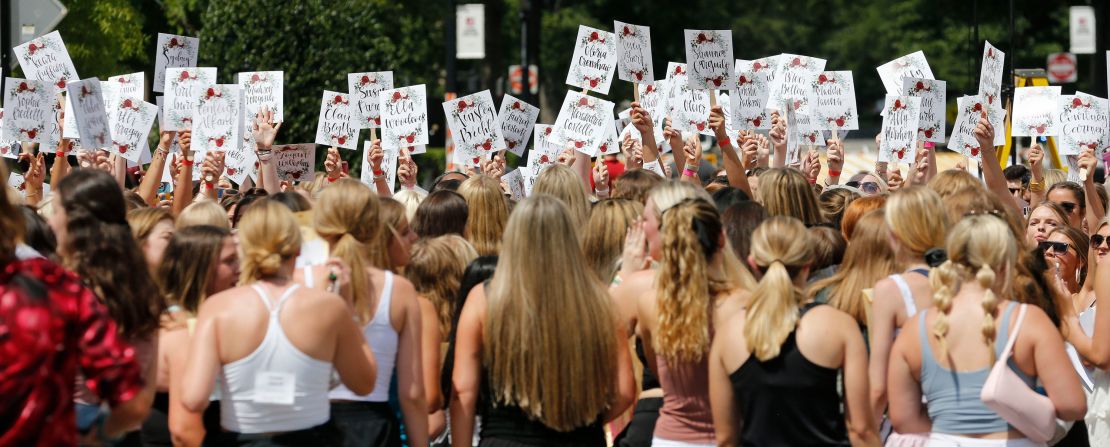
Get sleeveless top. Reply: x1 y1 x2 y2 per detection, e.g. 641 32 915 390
653 350 715 443
730 303 850 447
219 284 333 433
919 302 1036 434
478 372 605 446
329 271 398 402
889 268 929 337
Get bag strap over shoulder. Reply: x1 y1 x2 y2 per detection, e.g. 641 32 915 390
999 304 1028 359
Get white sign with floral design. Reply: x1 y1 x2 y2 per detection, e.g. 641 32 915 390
273 144 316 181
665 63 712 136
66 79 112 149
108 98 157 162
552 90 615 157
14 31 78 92
347 72 393 129
812 71 859 132
1056 92 1108 156
730 58 776 130
766 54 826 113
443 90 506 163
683 30 733 90
496 94 540 157
192 84 243 155
978 42 1005 106
1012 86 1061 137
901 78 945 143
154 34 200 93
108 72 145 100
163 67 217 131
2 78 53 144
614 21 653 84
378 84 429 153
879 95 923 165
315 91 358 149
566 25 618 95
876 50 934 95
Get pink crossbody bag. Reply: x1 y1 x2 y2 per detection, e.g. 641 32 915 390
979 304 1056 443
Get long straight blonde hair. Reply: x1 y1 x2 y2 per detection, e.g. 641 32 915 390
484 194 616 431
533 164 590 228
314 180 382 323
582 199 644 283
745 216 812 361
458 175 508 256
757 168 822 225
808 210 896 327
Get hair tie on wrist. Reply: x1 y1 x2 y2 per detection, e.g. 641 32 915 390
924 248 947 268
828 169 841 177
719 137 731 147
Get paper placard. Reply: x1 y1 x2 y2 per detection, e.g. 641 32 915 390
163 67 217 131
444 90 505 163
642 160 666 178
378 84 429 154
361 140 399 194
497 94 540 157
273 144 316 181
879 95 923 165
519 165 542 196
8 173 25 194
14 31 78 91
552 91 615 156
42 98 64 154
1057 93 1108 156
665 63 711 136
154 34 200 94
978 42 1006 106
502 169 525 201
683 30 734 90
566 25 618 95
315 91 358 149
811 71 859 132
1012 86 1061 137
637 80 669 140
192 84 242 154
66 79 112 149
108 72 145 100
614 22 654 84
3 78 53 144
766 54 826 113
109 98 157 162
528 124 561 167
948 95 1005 160
730 59 775 130
876 51 934 95
223 142 256 185
901 78 946 143
0 110 17 159
347 72 393 129
237 71 283 152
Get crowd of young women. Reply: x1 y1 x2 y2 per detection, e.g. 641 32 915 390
2 91 1110 447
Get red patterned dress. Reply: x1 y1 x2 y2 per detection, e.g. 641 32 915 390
0 258 143 446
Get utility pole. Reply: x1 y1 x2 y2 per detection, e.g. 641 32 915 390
1 0 12 82
446 0 457 99
518 0 530 106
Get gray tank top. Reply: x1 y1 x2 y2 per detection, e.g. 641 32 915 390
919 301 1036 434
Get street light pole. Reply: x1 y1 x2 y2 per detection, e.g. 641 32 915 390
519 0 530 105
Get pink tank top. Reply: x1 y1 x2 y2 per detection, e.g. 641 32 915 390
653 354 716 443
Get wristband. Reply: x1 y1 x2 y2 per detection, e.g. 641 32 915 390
595 186 610 194
204 182 215 190
327 176 338 183
682 168 698 178
718 137 731 147
828 170 841 177
55 151 64 158
373 169 384 176
182 160 194 167
808 177 818 184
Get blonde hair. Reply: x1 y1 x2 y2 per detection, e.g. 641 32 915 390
885 186 947 261
655 198 733 362
809 210 896 327
757 168 822 225
533 164 590 228
238 199 302 284
128 207 173 243
177 200 230 229
818 187 860 228
582 199 644 283
746 217 812 360
404 235 477 335
928 169 984 199
1043 169 1067 190
485 194 616 431
840 195 886 241
929 215 1016 361
380 197 408 270
394 188 427 223
315 180 381 322
458 175 508 256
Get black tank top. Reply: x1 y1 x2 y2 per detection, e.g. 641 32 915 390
478 374 605 446
729 303 850 447
635 337 661 390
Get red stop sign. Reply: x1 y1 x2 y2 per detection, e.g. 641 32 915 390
1047 52 1077 83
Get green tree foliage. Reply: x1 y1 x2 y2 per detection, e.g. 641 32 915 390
48 0 147 79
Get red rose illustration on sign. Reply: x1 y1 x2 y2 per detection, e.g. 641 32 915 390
15 82 36 94
249 73 267 84
817 74 833 85
895 147 907 160
622 26 635 37
707 76 725 87
80 85 93 98
359 75 377 86
457 100 470 112
117 76 131 84
507 140 518 150
26 43 39 55
205 88 222 100
398 132 417 144
544 127 553 136
539 154 551 163
227 167 237 176
911 81 931 93
391 91 409 103
56 79 66 89
120 99 141 111
511 102 522 111
645 84 655 93
790 57 806 68
586 31 606 43
177 70 197 82
332 95 348 105
116 143 129 154
333 134 348 145
690 121 707 132
752 61 766 72
747 116 763 128
673 65 685 76
582 75 602 88
737 75 752 86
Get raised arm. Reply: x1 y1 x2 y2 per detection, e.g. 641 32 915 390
710 105 752 197
138 131 175 205
252 107 282 194
1079 148 1105 225
769 111 787 168
630 102 658 164
1028 143 1047 205
973 112 1023 216
172 131 194 217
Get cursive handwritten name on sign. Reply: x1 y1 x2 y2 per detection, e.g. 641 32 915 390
614 21 654 84
108 98 157 163
108 72 145 100
15 31 79 92
192 84 243 155
315 91 359 150
237 71 283 151
1012 86 1061 137
223 142 256 185
163 67 217 131
730 59 776 131
528 124 561 168
684 30 734 90
766 54 826 114
154 34 199 93
3 78 53 144
379 84 429 154
66 78 112 149
566 25 618 95
947 95 1006 161
444 90 506 165
978 42 1005 106
347 72 393 129
273 144 316 181
637 79 669 141
901 78 946 143
497 94 540 157
876 51 934 96
1056 93 1108 156
811 71 859 133
665 62 712 136
552 90 616 157
879 95 923 165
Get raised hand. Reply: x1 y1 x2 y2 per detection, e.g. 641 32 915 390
178 130 193 154
368 139 384 174
620 217 652 276
397 147 418 188
201 151 226 184
593 160 610 194
630 101 654 135
887 168 905 191
1078 147 1097 180
708 105 727 137
972 111 995 151
826 138 844 177
252 107 281 150
324 147 343 180
557 147 577 167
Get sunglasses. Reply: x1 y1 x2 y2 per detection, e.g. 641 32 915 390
1039 241 1072 254
1058 201 1079 214
846 181 880 194
1091 234 1110 248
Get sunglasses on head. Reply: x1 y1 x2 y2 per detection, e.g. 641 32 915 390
1091 234 1110 248
845 181 880 194
1058 201 1079 214
1039 240 1071 254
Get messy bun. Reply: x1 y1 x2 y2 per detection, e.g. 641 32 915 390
238 199 302 284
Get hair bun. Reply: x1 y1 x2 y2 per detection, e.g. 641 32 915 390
256 252 284 276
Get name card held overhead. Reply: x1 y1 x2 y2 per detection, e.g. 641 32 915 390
378 84 429 154
766 54 826 113
497 94 540 157
901 78 946 143
109 98 158 163
876 51 934 95
192 84 243 155
66 79 112 149
444 90 505 165
614 22 654 84
1056 93 1108 156
348 72 393 129
978 42 1006 106
683 30 734 90
665 63 711 136
154 34 200 93
315 91 359 149
14 31 79 91
812 71 859 132
730 58 776 130
879 95 923 165
552 91 615 157
274 144 317 181
163 67 217 131
566 25 618 95
2 78 54 144
1012 86 1062 137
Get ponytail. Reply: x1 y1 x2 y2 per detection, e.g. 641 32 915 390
745 217 811 361
331 232 374 322
655 199 721 362
977 264 1000 363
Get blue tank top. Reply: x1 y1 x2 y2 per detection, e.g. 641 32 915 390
919 302 1036 434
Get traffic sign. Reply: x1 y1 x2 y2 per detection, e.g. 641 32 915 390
508 64 538 95
1070 6 1097 54
1047 52 1077 84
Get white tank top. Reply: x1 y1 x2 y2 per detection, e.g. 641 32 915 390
889 273 919 338
219 284 333 433
329 271 398 402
